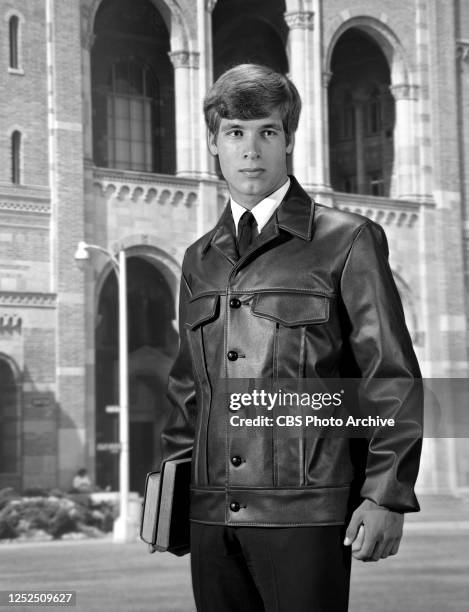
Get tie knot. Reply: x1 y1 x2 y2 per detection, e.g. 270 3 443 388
239 210 256 229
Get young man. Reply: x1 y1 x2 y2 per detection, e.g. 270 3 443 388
161 64 422 612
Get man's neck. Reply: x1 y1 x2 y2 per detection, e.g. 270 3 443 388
230 178 291 234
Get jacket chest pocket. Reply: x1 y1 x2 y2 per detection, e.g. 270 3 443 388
185 294 220 330
251 292 330 326
251 292 331 379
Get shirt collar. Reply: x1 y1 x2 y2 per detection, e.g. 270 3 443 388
230 178 291 234
200 176 316 258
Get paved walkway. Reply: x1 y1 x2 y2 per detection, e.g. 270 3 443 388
1 526 468 612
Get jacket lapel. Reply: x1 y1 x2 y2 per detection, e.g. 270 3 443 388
203 204 238 265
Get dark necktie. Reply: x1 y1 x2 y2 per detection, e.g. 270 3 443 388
237 210 258 258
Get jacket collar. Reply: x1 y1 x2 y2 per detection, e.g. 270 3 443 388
201 176 315 258
276 175 315 240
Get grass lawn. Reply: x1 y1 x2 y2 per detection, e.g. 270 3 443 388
0 529 468 611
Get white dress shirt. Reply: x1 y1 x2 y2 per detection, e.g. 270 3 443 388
230 178 291 235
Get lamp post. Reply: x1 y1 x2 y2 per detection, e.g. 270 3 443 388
74 241 132 542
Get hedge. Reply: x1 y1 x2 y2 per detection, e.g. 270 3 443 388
0 488 117 540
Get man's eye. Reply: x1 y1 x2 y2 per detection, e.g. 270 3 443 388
228 129 242 137
263 130 277 137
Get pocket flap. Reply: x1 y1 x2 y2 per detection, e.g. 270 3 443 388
251 292 329 326
186 294 219 329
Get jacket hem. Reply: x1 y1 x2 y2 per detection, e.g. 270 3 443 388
190 485 351 526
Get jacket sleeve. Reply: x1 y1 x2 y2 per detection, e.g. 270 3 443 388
340 221 423 512
160 257 197 467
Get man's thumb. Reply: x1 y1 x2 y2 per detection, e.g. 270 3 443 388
344 511 362 546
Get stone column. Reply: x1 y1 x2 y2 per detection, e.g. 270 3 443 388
414 0 434 202
389 84 419 199
311 0 331 197
169 50 200 177
284 9 315 188
195 0 218 179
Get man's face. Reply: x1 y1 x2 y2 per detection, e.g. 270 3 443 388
208 110 294 209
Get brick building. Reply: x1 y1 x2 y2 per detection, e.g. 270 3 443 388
1 0 468 497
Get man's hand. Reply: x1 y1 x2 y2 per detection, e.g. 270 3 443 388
343 499 404 562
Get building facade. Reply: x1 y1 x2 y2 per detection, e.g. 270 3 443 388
1 0 468 496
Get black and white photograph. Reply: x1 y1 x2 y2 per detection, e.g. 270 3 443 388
0 1 469 611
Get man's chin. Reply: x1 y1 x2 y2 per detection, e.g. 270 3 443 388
231 180 268 199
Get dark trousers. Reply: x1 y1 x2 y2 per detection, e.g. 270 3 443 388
190 522 352 612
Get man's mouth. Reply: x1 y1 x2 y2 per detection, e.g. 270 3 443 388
239 168 265 177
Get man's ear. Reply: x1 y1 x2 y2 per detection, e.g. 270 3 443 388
286 132 295 155
207 130 218 156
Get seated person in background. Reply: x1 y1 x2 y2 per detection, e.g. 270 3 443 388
71 468 92 493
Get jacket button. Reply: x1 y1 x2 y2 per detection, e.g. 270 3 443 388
231 455 242 467
230 501 240 512
229 298 241 308
227 350 238 361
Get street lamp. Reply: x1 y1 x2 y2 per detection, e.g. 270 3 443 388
74 241 132 542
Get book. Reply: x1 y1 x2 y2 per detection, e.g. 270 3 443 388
140 457 191 556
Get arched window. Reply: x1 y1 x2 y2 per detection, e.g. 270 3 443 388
91 0 175 174
9 15 19 69
328 29 394 196
11 130 21 184
104 60 159 172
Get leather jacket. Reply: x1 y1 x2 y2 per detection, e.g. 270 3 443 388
161 176 422 527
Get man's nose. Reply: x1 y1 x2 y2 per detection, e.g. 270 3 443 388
243 135 260 159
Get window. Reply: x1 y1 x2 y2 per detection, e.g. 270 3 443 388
367 90 381 134
344 175 357 193
105 60 159 172
341 94 355 140
342 105 355 140
369 172 384 196
11 131 21 184
9 15 19 69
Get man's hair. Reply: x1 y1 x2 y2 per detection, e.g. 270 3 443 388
203 64 301 143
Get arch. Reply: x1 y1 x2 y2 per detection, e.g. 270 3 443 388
325 16 411 89
212 0 288 78
3 8 25 22
0 354 21 475
93 249 180 492
93 240 181 311
0 352 21 383
214 15 288 76
83 0 191 53
328 28 395 196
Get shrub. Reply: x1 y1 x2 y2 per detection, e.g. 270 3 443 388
22 487 49 497
0 487 19 511
0 503 20 539
0 490 117 540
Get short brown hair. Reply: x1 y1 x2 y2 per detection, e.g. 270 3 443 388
203 64 301 143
